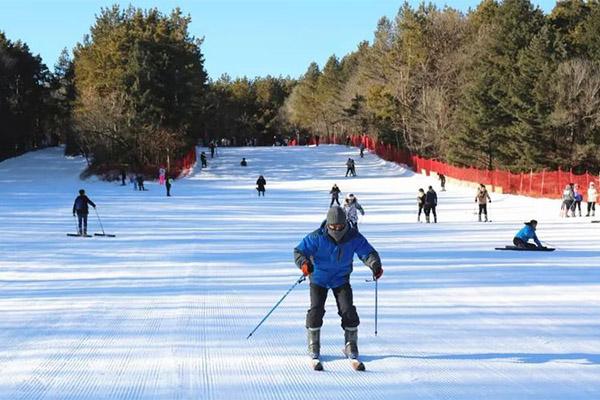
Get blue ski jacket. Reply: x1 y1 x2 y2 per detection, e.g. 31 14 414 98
515 225 542 247
294 221 380 289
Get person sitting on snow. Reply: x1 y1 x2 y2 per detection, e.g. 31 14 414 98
513 220 544 249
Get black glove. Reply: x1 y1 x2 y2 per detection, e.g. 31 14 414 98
371 261 383 280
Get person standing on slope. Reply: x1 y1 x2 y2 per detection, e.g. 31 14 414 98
513 220 544 249
424 186 438 223
438 173 446 191
586 182 597 217
329 184 341 207
72 189 96 236
561 183 574 217
200 152 208 168
343 193 365 230
572 184 583 217
256 175 266 196
294 206 383 365
345 158 355 177
475 183 492 222
165 176 172 197
158 166 166 185
417 188 426 222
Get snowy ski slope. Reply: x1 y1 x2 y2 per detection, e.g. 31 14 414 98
0 144 599 399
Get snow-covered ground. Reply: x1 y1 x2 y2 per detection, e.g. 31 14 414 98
0 144 598 399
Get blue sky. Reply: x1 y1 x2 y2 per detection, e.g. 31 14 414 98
1 0 555 80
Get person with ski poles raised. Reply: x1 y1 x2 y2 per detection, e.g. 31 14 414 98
343 193 365 230
293 206 383 369
72 189 96 236
513 220 544 249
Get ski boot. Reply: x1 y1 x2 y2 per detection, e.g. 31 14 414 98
426 216 430 223
307 328 321 360
343 327 359 359
478 215 481 222
484 215 488 222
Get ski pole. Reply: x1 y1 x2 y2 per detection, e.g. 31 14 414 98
246 274 306 340
73 214 80 234
365 277 379 336
94 207 105 235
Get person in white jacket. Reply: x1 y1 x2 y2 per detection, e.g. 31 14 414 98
343 193 364 229
586 182 597 217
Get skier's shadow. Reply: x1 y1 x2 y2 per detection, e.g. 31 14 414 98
359 353 600 365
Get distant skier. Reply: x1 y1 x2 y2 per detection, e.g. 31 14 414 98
120 169 126 186
159 166 166 185
343 193 364 229
130 174 137 190
561 183 574 217
72 189 96 236
513 220 544 249
165 176 172 197
587 182 597 217
200 152 207 168
315 135 320 146
256 175 266 196
136 175 146 191
294 206 383 367
329 184 341 207
345 158 356 177
438 173 446 191
240 158 247 167
359 143 365 158
424 186 437 223
417 188 426 222
572 184 583 217
475 183 492 222
345 136 351 147
209 142 215 158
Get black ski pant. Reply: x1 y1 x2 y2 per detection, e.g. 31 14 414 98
345 167 352 177
424 204 437 222
166 184 171 196
587 202 596 215
513 237 537 249
417 204 424 220
306 282 359 329
257 188 265 196
202 161 207 168
572 200 581 215
478 204 488 217
76 212 88 234
330 197 340 207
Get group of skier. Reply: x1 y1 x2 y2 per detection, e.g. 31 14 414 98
561 182 597 217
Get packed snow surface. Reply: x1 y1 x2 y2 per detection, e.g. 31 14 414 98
0 145 599 399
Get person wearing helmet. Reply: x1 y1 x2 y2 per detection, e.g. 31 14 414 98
294 206 383 365
343 193 364 230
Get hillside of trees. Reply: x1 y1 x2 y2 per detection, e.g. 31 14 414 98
2 0 600 173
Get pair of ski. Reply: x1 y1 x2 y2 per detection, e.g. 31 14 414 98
66 233 116 238
311 352 365 371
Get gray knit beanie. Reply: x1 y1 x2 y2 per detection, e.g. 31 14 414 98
327 206 347 225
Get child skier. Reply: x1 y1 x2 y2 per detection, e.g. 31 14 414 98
165 176 172 197
475 183 492 222
572 184 583 217
72 189 96 236
343 193 364 229
294 206 383 369
417 188 426 222
200 152 208 168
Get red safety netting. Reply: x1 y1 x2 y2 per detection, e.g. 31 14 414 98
316 134 599 199
171 147 197 177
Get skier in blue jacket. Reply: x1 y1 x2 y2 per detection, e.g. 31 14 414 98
294 206 383 362
513 220 543 249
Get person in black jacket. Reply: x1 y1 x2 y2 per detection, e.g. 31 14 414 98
256 175 266 196
329 184 341 206
72 189 96 236
417 188 426 222
240 158 248 167
424 186 437 223
200 152 208 168
165 176 172 197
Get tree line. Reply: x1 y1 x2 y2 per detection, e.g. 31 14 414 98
284 0 600 173
2 1 600 173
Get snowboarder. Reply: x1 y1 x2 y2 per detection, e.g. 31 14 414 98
329 184 341 207
159 166 166 185
572 184 583 217
417 188 426 222
165 176 172 197
256 175 266 196
240 158 248 167
293 206 383 368
475 183 492 222
513 220 544 249
438 173 446 191
359 143 365 158
343 193 364 230
200 152 208 168
72 189 96 236
345 158 356 177
561 183 574 217
586 182 597 217
424 186 437 223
